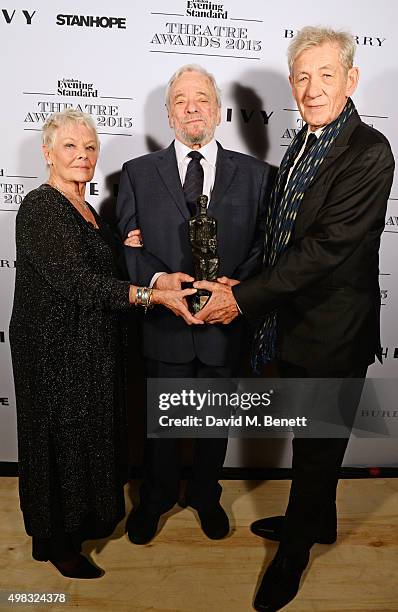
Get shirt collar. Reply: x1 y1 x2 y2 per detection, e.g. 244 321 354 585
306 126 324 139
174 138 218 167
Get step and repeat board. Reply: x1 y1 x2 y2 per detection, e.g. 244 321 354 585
1 0 397 465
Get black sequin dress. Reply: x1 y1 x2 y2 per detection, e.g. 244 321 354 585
9 184 131 559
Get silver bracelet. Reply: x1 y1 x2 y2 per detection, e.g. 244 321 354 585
135 286 153 313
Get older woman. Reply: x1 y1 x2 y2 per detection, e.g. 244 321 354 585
9 109 199 580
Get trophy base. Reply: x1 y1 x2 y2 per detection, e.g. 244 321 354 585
190 289 211 314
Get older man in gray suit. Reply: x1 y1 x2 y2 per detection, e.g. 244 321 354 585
117 64 271 545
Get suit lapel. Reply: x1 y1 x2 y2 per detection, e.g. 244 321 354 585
155 142 190 220
155 141 239 217
295 111 362 234
208 143 238 213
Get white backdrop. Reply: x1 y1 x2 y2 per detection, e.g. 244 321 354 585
1 0 397 465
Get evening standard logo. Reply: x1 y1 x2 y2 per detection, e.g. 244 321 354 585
58 78 98 98
186 1 228 19
283 29 386 46
150 2 262 55
24 102 133 131
56 14 126 29
0 397 10 406
23 75 133 133
150 22 261 53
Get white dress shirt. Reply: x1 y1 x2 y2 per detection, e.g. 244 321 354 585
150 138 218 287
174 137 218 200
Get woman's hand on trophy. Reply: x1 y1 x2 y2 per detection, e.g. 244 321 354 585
124 228 143 247
217 276 241 287
153 272 194 291
193 280 240 325
152 288 203 326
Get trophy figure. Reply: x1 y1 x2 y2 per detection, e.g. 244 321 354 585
188 195 219 313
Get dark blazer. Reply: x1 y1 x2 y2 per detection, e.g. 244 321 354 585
117 141 271 366
234 111 395 372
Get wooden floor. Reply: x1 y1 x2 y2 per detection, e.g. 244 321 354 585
0 477 397 612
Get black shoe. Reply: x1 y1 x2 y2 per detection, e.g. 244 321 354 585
253 547 309 611
126 506 161 545
251 515 337 545
197 503 230 540
49 554 104 579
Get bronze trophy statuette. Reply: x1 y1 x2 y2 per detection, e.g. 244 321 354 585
188 195 219 314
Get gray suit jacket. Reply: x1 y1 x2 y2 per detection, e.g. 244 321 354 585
117 141 271 366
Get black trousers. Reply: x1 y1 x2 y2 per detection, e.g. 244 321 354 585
278 360 368 555
141 358 232 514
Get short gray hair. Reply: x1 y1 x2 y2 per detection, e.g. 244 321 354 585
287 26 356 75
165 64 221 109
42 108 99 149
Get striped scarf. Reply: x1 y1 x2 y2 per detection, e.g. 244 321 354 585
252 98 355 372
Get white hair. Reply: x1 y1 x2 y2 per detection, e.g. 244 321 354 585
287 26 356 75
164 64 221 109
42 108 99 149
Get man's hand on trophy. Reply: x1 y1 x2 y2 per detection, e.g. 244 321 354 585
124 229 143 247
193 280 240 324
217 276 241 288
153 272 194 291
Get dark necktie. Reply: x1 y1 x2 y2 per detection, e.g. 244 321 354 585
302 132 317 157
183 150 204 216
